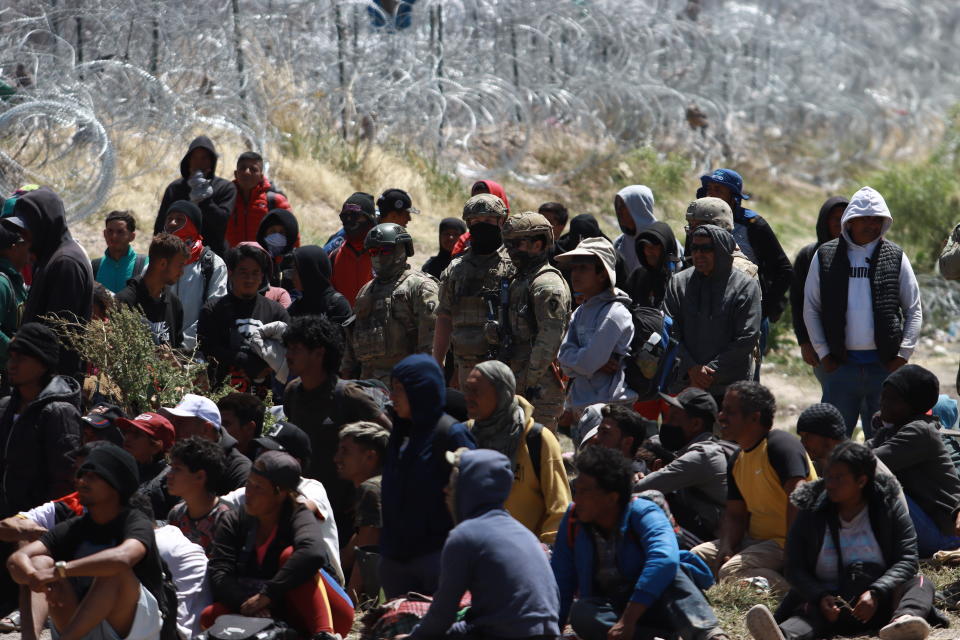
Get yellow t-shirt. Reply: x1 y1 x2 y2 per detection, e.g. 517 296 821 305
729 429 818 546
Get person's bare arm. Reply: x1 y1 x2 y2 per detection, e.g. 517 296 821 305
48 539 147 582
6 540 50 587
0 516 47 543
714 499 748 574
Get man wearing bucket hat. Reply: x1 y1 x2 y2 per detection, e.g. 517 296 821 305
555 237 637 412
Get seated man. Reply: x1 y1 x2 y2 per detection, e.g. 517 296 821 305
553 446 730 640
868 364 960 558
635 389 731 543
216 392 265 459
691 382 816 594
166 436 231 556
6 443 177 640
334 421 389 600
117 412 176 517
206 451 354 637
403 449 560 640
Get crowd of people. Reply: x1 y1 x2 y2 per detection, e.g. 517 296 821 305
0 136 956 640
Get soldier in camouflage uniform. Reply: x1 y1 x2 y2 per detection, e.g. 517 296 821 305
501 212 571 431
342 223 439 384
433 194 515 388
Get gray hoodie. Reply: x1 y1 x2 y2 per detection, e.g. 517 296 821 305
664 224 761 395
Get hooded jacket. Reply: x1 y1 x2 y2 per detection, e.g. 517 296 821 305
226 178 291 249
12 187 93 378
0 256 27 368
256 208 300 286
169 246 228 353
804 187 922 363
558 287 637 409
624 221 679 308
0 374 82 517
790 196 847 346
552 497 680 625
613 185 657 273
783 473 917 606
664 225 762 395
422 218 467 279
869 415 960 536
381 354 476 561
409 449 560 640
287 246 351 323
154 136 238 257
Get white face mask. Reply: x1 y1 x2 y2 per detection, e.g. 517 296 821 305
264 233 286 256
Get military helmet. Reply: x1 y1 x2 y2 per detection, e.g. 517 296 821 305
502 211 554 247
462 193 508 222
364 223 414 257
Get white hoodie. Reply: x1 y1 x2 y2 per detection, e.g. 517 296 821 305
803 186 922 361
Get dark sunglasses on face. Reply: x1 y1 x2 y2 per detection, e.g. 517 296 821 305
691 243 715 253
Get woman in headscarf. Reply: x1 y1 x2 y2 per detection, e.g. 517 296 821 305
462 360 571 543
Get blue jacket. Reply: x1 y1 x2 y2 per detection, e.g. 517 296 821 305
381 354 477 561
410 449 560 640
551 497 679 624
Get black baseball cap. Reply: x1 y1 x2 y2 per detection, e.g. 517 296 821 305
340 192 376 220
80 404 127 447
377 189 419 215
250 450 301 492
253 421 312 466
660 388 718 422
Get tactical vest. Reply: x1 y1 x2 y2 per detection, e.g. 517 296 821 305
508 262 564 348
353 270 419 364
448 250 513 358
817 236 904 363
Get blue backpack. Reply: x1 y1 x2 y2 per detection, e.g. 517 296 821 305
623 305 680 401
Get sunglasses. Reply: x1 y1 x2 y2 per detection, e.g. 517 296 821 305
690 243 715 253
368 246 396 257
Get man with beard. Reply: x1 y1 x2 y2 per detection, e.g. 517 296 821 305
342 223 439 384
433 194 515 388
500 212 571 431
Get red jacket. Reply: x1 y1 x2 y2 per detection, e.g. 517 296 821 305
330 237 372 307
226 179 291 249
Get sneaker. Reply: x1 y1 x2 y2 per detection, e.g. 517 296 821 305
879 614 931 640
745 604 786 640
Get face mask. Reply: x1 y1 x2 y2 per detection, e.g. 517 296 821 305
658 423 686 452
372 251 406 280
470 222 502 254
264 233 287 256
506 248 534 270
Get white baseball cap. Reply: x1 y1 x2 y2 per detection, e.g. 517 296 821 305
160 393 222 431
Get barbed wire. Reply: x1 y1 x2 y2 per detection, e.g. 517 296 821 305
1 0 959 221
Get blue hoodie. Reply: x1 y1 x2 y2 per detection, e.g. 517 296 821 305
410 450 560 640
381 354 477 561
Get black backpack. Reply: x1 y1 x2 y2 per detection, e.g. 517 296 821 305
623 305 680 401
198 614 297 640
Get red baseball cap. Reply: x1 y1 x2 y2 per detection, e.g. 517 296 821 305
116 412 176 452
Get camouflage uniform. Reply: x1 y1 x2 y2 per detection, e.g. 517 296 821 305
502 212 571 431
436 194 515 388
344 223 439 384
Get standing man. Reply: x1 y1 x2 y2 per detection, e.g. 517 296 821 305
699 168 793 330
433 194 515 388
154 135 237 257
329 192 377 306
225 151 291 248
665 224 761 402
92 210 148 294
376 188 419 228
803 186 922 436
501 212 571 431
2 187 93 380
342 223 438 383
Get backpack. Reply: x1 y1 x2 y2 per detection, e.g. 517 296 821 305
91 254 147 282
622 305 680 401
334 378 393 414
198 614 297 640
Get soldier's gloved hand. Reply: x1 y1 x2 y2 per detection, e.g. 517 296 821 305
524 386 542 401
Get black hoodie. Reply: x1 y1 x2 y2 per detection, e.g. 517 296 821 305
153 136 238 258
10 188 93 379
287 245 351 323
256 208 300 285
790 196 848 346
0 375 81 517
624 221 679 308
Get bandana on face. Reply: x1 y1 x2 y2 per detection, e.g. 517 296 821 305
172 218 204 264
